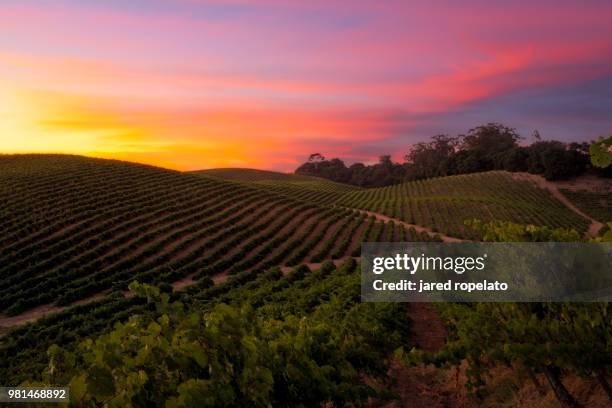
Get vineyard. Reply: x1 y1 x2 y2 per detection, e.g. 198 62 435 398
192 167 327 182
0 156 422 318
192 167 359 193
27 261 412 406
560 189 611 224
193 167 360 205
336 171 590 239
0 154 608 406
2 258 404 391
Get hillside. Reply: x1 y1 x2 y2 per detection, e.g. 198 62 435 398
561 189 611 224
0 154 603 401
192 167 361 205
192 167 319 182
555 176 611 225
0 156 384 317
0 156 594 320
336 171 592 239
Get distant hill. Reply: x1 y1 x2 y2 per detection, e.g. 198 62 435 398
191 170 600 236
191 167 317 182
334 171 592 239
191 167 362 204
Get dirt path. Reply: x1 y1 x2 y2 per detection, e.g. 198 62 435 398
0 270 227 330
0 290 111 328
170 273 197 291
279 256 452 408
511 172 604 237
334 209 459 406
351 208 466 243
408 303 447 352
543 174 612 193
375 304 452 408
380 360 462 408
212 271 230 285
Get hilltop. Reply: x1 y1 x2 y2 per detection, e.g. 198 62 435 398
191 167 319 182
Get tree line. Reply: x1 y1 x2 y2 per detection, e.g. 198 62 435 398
295 123 612 187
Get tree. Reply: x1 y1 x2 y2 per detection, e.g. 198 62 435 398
527 141 589 180
308 153 325 163
532 129 542 142
294 123 598 187
405 134 459 179
499 147 529 172
295 156 350 182
461 123 521 158
296 154 408 187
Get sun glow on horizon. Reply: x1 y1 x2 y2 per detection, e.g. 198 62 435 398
1 1 612 171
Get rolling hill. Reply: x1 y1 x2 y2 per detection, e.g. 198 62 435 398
0 154 602 396
336 171 592 239
0 156 386 317
560 188 611 225
192 167 361 205
191 167 322 182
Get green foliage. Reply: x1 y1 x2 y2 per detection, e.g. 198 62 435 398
405 134 459 179
2 154 607 407
560 189 611 224
399 221 611 406
464 219 581 242
592 222 612 242
589 136 612 168
526 140 589 180
413 302 611 390
0 155 591 317
337 171 589 239
454 123 522 173
35 264 409 407
0 156 412 385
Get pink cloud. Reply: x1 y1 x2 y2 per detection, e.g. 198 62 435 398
2 0 612 170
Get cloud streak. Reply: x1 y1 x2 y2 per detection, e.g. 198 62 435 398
1 0 611 170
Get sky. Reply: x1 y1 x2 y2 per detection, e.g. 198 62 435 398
1 0 612 171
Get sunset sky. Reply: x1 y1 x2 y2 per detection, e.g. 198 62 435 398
1 0 612 171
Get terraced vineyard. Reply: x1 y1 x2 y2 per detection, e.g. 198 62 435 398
195 170 592 239
0 155 433 319
192 168 359 192
336 171 590 239
193 167 321 182
560 189 611 223
1 259 407 388
193 167 360 205
0 155 600 393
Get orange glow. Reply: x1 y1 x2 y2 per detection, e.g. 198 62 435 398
0 86 347 170
0 87 148 155
1 1 611 170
